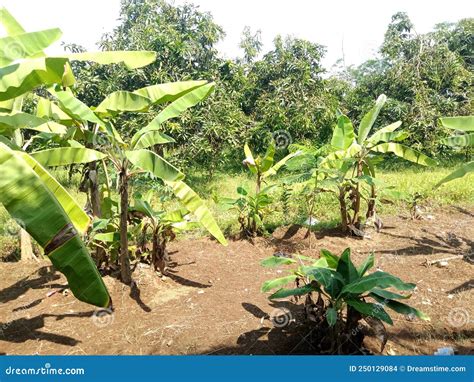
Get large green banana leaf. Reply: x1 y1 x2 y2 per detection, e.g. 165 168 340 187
321 143 362 169
98 81 209 119
358 94 386 144
0 142 110 307
132 130 175 150
46 90 124 144
367 121 402 144
440 133 474 147
133 80 207 104
263 150 301 178
131 83 215 146
165 180 228 246
260 143 275 173
331 115 355 150
0 57 71 101
435 161 474 188
94 91 152 115
31 147 107 166
36 96 73 121
0 7 26 35
125 149 184 181
0 111 67 135
62 51 156 70
371 142 436 166
243 143 258 174
0 29 62 66
49 88 105 126
19 152 90 233
440 116 474 131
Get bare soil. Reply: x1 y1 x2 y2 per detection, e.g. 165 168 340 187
1 206 473 355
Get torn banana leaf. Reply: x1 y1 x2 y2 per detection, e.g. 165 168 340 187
0 142 110 307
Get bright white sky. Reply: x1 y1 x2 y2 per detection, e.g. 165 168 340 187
2 0 473 70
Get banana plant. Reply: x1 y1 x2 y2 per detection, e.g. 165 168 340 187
322 95 436 233
261 248 428 353
0 7 157 307
435 116 474 187
0 7 156 102
32 81 227 284
129 191 197 275
222 142 299 237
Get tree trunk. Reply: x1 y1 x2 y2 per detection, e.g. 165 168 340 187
352 161 363 228
20 229 36 262
339 187 349 233
366 185 376 219
89 161 101 218
119 164 132 284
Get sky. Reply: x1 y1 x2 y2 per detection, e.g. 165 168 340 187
2 0 473 70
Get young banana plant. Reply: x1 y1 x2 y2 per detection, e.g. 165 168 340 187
30 81 227 284
435 116 474 187
0 7 156 307
322 94 436 233
130 191 197 275
224 142 299 237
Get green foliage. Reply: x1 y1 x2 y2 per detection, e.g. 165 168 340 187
222 142 298 237
435 116 474 187
261 248 428 353
343 14 473 157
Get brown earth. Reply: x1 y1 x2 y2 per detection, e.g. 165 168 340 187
0 206 473 355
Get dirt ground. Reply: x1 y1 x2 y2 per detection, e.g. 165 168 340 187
0 206 473 355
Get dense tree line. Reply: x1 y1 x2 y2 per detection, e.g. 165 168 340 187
66 0 473 171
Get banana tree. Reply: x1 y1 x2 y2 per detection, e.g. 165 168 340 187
32 81 227 284
0 7 157 307
322 95 436 233
223 142 299 237
435 116 474 187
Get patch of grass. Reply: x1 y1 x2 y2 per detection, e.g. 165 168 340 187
0 165 472 250
183 165 473 237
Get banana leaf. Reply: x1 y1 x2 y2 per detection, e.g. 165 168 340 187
358 94 386 144
62 51 156 70
0 7 26 35
0 57 71 101
125 149 184 181
439 133 474 147
133 80 207 104
434 161 474 188
31 147 106 166
371 142 436 166
0 29 62 66
367 121 402 144
94 91 152 115
131 82 215 145
331 114 355 150
0 142 110 307
440 116 474 132
132 130 175 150
19 152 90 233
164 180 228 246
